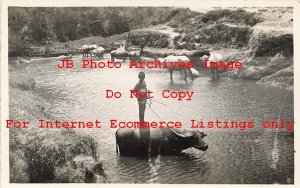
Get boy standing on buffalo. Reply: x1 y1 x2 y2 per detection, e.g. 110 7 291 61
133 71 148 122
133 71 150 155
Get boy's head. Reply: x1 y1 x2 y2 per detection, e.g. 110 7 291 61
138 71 145 81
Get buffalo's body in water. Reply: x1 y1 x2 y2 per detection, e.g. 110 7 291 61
111 42 128 63
200 53 223 80
115 128 208 156
82 44 97 57
161 55 194 82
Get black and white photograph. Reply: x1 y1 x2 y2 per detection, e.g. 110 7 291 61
2 1 296 185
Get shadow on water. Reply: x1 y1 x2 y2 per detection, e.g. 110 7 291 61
115 151 210 183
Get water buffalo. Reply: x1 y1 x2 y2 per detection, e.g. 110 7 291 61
181 50 210 68
115 128 208 156
82 44 97 57
111 42 128 63
91 47 105 58
200 53 223 80
128 49 142 62
160 55 194 82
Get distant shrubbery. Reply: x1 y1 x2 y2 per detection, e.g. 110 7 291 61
9 7 131 43
198 24 253 47
167 8 200 27
250 33 293 57
168 8 263 50
129 31 170 48
173 24 253 50
172 9 262 35
9 7 265 55
200 9 262 26
9 7 197 55
11 7 293 58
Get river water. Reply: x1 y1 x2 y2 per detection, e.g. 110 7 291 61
15 56 294 184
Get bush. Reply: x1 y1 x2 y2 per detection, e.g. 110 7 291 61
10 151 30 183
10 128 104 183
250 33 293 57
201 9 262 26
174 24 253 49
173 35 182 43
129 31 169 48
150 20 158 25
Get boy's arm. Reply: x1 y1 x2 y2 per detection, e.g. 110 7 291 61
133 83 139 91
146 87 151 99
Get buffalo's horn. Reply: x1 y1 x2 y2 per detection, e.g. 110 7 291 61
196 121 204 133
170 128 193 138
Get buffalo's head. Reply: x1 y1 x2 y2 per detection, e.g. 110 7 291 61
171 129 208 151
199 54 210 62
190 130 208 151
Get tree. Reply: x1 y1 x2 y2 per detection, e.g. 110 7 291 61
104 8 130 36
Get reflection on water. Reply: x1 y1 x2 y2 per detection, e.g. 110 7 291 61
12 56 294 184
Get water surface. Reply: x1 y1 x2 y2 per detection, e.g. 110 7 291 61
13 56 294 184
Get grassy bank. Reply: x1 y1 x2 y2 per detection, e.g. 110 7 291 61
9 65 107 183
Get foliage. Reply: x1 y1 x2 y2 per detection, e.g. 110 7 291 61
8 7 133 55
129 31 169 48
250 33 293 57
10 128 103 183
200 9 262 26
174 23 253 49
